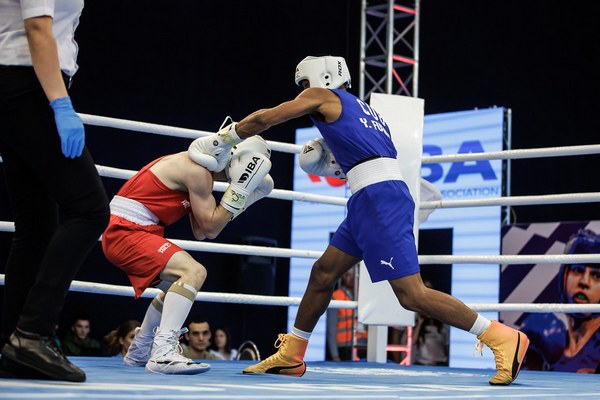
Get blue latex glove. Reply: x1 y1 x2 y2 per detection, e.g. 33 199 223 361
49 96 84 158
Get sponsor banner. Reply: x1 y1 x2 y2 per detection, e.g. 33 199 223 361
500 220 600 373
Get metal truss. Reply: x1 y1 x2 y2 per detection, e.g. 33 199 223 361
359 0 420 100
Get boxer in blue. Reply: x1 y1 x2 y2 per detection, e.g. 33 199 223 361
188 55 529 385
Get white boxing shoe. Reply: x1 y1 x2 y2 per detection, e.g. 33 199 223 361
123 327 153 367
145 328 211 375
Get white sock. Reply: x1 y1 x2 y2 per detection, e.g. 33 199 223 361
139 293 164 337
469 314 492 337
291 326 311 341
158 282 197 334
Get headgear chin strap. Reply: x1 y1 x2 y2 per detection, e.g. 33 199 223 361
294 56 351 89
558 229 600 320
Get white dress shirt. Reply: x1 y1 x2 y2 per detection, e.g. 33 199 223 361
0 0 84 76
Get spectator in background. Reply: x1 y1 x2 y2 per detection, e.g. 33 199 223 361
182 315 223 360
103 320 141 357
411 281 449 366
211 326 238 360
61 316 102 356
326 266 367 361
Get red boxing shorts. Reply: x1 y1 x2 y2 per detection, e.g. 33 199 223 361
102 215 183 298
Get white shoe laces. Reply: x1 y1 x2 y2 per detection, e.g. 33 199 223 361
474 340 484 356
152 327 189 362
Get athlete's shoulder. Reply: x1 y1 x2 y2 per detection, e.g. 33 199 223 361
297 87 339 101
157 152 212 193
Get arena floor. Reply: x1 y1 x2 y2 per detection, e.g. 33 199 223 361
1 357 599 399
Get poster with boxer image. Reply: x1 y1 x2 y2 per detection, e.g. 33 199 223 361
500 220 600 373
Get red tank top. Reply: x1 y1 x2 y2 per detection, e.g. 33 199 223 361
117 157 191 226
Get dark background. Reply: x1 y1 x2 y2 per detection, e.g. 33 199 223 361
1 1 599 356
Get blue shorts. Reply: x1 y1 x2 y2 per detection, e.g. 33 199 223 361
330 180 420 282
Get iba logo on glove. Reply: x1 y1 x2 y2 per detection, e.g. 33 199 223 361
303 145 315 154
237 156 263 185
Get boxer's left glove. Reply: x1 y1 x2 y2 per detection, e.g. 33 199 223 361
188 117 242 172
299 138 346 179
50 96 85 159
230 174 274 219
222 135 272 217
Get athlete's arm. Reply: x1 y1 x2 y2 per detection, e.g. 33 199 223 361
235 88 340 138
184 161 232 240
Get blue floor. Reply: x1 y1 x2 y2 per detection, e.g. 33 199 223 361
1 357 599 399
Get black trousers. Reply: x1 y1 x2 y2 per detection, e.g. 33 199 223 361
0 66 110 343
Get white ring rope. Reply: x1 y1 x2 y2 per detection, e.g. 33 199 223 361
3 121 600 209
79 113 302 155
1 114 599 316
94 164 600 209
423 144 600 164
1 274 597 313
2 219 600 264
0 275 353 309
79 113 600 162
421 192 600 209
96 164 348 206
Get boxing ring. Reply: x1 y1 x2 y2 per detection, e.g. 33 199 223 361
1 113 600 399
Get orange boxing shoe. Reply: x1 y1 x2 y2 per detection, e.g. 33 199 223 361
476 321 530 385
243 333 307 376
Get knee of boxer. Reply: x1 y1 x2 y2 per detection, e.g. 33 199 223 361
174 261 207 291
396 294 420 313
189 263 208 289
389 283 422 313
309 259 342 291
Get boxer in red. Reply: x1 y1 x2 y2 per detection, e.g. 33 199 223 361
102 135 273 375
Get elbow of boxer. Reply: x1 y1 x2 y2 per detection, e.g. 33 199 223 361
201 223 226 240
203 231 218 240
193 232 207 241
191 227 207 241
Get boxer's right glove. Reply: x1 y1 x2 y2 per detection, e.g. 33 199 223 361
188 117 243 172
299 138 346 179
50 96 85 159
221 136 272 217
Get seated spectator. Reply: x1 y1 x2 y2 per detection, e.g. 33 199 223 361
181 315 223 360
61 315 103 356
210 326 238 360
103 320 141 357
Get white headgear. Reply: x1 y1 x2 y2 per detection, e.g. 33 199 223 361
294 56 351 89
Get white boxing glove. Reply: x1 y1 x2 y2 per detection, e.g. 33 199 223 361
221 136 272 215
299 138 346 179
188 118 243 172
230 174 274 219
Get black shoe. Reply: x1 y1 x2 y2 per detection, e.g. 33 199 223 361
0 356 52 380
1 328 86 382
